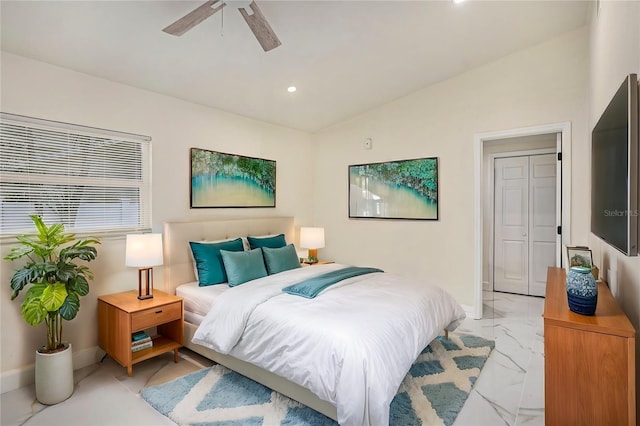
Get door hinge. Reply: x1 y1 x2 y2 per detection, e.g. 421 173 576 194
557 152 562 161
557 226 562 235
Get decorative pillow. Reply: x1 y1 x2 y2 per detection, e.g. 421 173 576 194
262 244 301 275
189 237 242 280
220 248 268 286
247 233 287 250
189 238 244 286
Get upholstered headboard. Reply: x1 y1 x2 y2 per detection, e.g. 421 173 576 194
163 216 295 294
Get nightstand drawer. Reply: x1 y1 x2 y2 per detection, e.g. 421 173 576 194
131 302 181 331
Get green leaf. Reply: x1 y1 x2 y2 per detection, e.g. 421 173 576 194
42 262 58 275
55 261 76 282
3 244 34 261
68 275 90 296
31 214 48 238
10 267 36 299
22 297 47 326
21 283 47 326
75 265 94 281
47 223 66 239
24 282 46 298
59 292 80 320
41 283 67 312
60 240 99 262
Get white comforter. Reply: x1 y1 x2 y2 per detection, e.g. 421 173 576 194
192 264 466 426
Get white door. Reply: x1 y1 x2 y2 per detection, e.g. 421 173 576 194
494 156 529 294
494 154 557 295
528 154 557 296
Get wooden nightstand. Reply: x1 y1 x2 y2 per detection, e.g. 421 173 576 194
98 290 183 376
301 260 334 266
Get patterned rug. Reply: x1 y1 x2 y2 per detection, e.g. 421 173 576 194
140 333 494 426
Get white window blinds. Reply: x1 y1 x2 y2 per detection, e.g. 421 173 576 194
0 113 152 238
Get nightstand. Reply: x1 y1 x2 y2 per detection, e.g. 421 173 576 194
302 260 334 266
98 290 183 376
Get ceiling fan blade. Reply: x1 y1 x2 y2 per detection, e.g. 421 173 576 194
163 0 226 36
238 1 281 52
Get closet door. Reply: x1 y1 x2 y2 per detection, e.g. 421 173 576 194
494 156 529 294
528 154 557 296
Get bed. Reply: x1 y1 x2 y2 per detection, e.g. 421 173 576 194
163 217 465 425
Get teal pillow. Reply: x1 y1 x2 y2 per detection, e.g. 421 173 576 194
220 248 268 286
262 244 301 275
189 238 244 286
247 234 287 250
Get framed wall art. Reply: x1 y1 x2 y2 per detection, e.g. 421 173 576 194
349 157 438 220
566 246 593 268
190 148 276 208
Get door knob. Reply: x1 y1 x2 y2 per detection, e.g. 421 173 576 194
522 233 527 237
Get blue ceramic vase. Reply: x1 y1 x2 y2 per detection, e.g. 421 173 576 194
566 266 598 315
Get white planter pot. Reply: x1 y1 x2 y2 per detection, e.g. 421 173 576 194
35 343 74 405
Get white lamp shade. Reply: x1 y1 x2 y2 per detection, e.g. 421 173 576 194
125 234 163 267
300 227 325 249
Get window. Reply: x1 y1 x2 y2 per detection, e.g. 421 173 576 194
0 113 151 238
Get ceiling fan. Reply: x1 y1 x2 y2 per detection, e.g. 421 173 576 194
163 0 281 52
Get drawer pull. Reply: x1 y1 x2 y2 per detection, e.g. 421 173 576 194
155 310 163 314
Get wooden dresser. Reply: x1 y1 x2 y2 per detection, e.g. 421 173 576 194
543 267 636 425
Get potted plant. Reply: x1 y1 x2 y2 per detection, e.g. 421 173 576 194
4 214 99 404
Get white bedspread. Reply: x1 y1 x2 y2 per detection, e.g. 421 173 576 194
192 264 466 426
176 281 229 318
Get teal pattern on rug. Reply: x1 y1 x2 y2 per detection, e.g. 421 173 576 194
197 371 272 410
140 333 494 426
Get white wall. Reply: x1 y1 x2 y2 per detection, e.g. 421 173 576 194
0 52 315 384
312 28 589 309
587 0 640 411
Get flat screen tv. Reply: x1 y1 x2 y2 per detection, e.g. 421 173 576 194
591 73 638 256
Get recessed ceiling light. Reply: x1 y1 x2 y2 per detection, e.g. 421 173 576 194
454 0 465 3
287 86 297 93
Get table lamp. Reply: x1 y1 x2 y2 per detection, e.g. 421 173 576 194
300 227 325 264
125 234 163 300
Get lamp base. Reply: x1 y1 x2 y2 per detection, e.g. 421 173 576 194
307 248 318 263
138 267 154 300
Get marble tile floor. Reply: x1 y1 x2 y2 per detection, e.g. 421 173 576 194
1 291 545 426
454 291 545 426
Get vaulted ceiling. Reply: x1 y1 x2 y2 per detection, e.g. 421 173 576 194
1 1 590 132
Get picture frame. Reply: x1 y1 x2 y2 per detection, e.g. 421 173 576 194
190 148 276 208
348 157 438 220
566 246 593 268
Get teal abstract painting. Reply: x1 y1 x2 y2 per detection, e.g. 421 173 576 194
349 157 438 220
191 148 276 208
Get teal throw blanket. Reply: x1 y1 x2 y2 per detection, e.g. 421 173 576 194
283 266 383 299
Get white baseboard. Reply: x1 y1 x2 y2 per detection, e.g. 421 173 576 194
1 365 35 395
72 345 102 371
1 345 100 394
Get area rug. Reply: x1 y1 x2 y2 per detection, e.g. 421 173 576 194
140 333 494 426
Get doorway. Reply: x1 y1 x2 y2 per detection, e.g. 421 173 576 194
472 122 572 319
493 152 557 296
